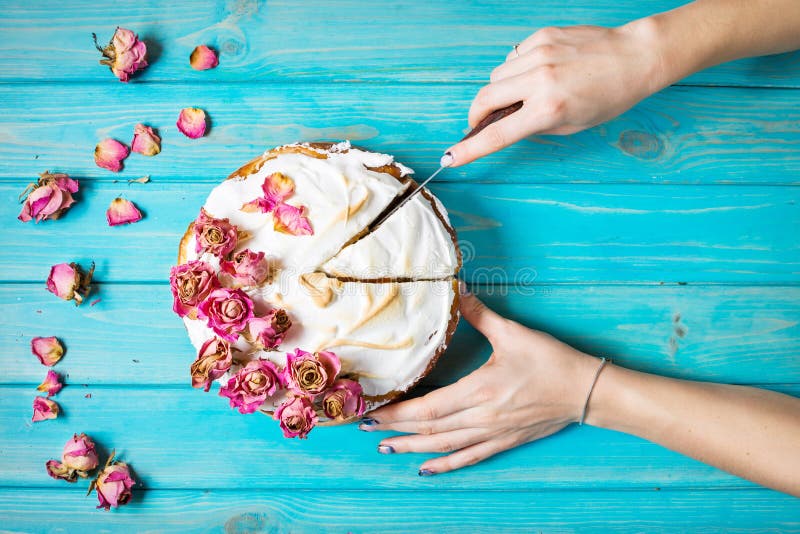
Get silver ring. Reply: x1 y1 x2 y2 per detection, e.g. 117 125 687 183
513 43 520 57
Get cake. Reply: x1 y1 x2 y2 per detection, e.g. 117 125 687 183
171 141 461 437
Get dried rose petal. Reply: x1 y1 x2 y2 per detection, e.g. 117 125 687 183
37 370 63 397
241 173 295 214
94 139 129 172
18 172 80 223
46 262 95 305
32 396 59 422
273 203 313 236
106 198 143 226
130 124 161 156
190 45 218 70
31 336 64 366
176 107 207 139
93 27 148 82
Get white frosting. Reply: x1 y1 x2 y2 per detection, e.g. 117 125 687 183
321 191 459 279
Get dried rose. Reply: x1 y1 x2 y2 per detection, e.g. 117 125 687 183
241 173 295 214
94 139 129 172
283 348 341 396
197 288 255 342
106 198 143 226
190 45 218 70
62 433 100 474
31 336 64 366
274 394 317 439
323 379 366 420
46 262 94 305
244 309 291 350
190 337 233 392
219 249 270 288
130 124 160 156
18 171 79 223
193 208 238 258
37 370 63 397
177 107 207 139
169 260 220 318
46 460 76 482
32 396 59 422
89 451 135 510
93 27 148 82
273 203 313 236
219 358 283 414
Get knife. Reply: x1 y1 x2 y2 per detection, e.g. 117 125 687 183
368 100 524 230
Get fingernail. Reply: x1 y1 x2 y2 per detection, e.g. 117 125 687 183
377 444 395 454
440 152 454 168
360 417 378 426
418 468 435 476
458 280 472 296
358 423 374 432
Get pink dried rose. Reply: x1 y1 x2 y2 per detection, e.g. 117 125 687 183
323 379 366 420
106 198 143 226
177 107 207 139
241 173 295 214
89 451 135 510
169 260 220 318
197 287 255 342
94 139 129 172
273 203 313 236
93 27 148 82
190 45 218 70
274 394 318 439
37 370 63 397
190 337 233 392
47 262 94 305
47 433 100 482
219 249 270 288
130 124 161 156
193 208 238 258
244 309 291 350
18 171 79 223
31 336 64 366
219 358 283 414
32 396 59 422
283 349 341 396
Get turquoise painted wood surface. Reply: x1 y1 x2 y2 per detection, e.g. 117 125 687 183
1 0 799 532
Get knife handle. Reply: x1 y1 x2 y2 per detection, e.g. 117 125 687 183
460 101 524 141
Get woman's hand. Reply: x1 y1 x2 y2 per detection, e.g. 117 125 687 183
445 20 667 166
360 283 602 475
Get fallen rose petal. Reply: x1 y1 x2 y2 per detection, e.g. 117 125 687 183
94 139 129 172
46 460 77 482
37 370 63 397
190 45 218 70
177 107 207 139
106 198 143 226
18 172 79 223
31 336 64 366
46 262 95 305
93 27 148 82
32 396 59 422
130 124 161 156
273 203 313 236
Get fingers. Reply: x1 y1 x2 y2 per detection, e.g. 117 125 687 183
458 287 508 342
418 434 521 475
364 375 480 425
467 72 531 127
361 405 486 435
378 427 489 455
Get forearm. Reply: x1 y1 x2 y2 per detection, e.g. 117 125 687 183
630 0 800 90
585 363 800 496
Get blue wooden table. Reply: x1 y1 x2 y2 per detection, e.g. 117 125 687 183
1 1 799 531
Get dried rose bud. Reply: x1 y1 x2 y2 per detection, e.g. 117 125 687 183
37 370 63 397
46 459 77 482
193 208 238 258
323 379 366 420
46 261 95 305
18 171 79 223
197 288 255 342
176 107 207 139
169 260 220 318
274 395 317 439
89 451 135 510
244 309 291 350
273 202 313 236
219 358 284 414
219 249 270 288
94 139 129 172
130 124 161 156
106 198 143 226
62 433 99 474
190 45 218 70
31 336 64 366
283 348 340 396
32 396 59 422
93 27 148 82
190 337 233 392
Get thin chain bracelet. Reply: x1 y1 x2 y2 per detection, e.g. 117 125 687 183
579 357 609 426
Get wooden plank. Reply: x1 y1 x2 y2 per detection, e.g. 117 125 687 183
4 283 800 387
0 383 798 491
0 0 798 87
0 488 797 532
2 182 798 284
1 84 799 185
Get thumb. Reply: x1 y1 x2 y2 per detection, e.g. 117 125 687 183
458 281 506 341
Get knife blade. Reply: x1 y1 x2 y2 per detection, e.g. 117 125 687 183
368 101 523 230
